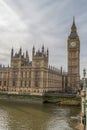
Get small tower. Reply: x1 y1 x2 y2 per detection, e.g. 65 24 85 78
42 45 44 53
61 66 62 74
47 48 49 60
32 46 35 57
19 47 22 55
31 46 49 93
11 48 14 58
26 50 29 62
26 50 29 58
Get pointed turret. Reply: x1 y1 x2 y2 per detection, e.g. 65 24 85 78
26 50 29 60
26 50 29 63
47 48 49 61
47 48 49 56
69 17 78 38
19 47 22 55
71 16 76 30
32 46 35 57
60 66 62 74
26 50 29 58
42 45 44 53
11 47 14 58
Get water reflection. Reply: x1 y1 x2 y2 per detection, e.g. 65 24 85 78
0 109 10 130
0 101 80 130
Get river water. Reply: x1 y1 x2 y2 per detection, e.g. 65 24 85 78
0 100 80 130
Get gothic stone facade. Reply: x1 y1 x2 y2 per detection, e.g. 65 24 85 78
0 18 80 95
0 46 67 95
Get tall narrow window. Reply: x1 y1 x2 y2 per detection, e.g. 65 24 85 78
35 71 40 87
29 72 31 78
29 81 31 87
0 81 1 86
0 72 2 78
13 80 15 87
21 81 22 87
25 81 26 87
4 81 6 86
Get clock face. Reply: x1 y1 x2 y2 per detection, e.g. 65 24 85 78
70 42 76 47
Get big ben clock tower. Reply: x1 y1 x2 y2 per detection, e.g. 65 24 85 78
67 17 80 93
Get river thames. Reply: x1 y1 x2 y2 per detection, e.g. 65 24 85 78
0 100 80 130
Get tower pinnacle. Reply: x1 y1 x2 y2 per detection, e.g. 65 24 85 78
11 47 14 58
69 17 78 38
71 16 76 29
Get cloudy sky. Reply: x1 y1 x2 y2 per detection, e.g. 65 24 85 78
0 0 87 77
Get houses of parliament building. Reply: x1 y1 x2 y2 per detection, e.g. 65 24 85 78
0 18 80 95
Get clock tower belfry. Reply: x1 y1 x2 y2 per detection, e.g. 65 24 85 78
67 17 80 93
